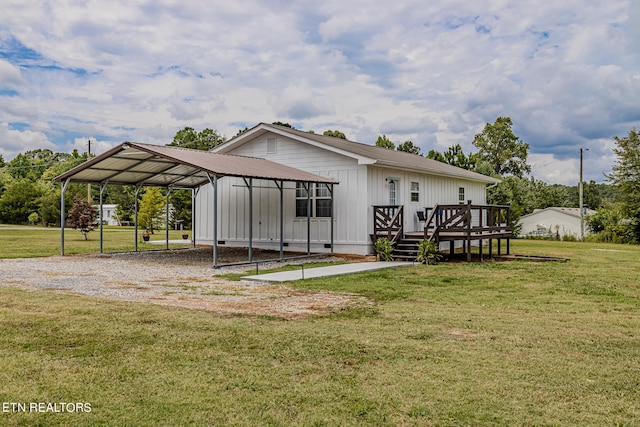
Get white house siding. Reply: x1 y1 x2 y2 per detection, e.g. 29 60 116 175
518 208 587 238
195 134 371 254
367 166 489 233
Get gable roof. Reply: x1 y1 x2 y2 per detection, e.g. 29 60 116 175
55 141 337 188
213 123 501 184
519 207 595 220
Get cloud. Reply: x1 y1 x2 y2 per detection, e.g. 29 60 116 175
0 0 637 185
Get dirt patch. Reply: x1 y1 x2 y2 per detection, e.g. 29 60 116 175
0 248 372 320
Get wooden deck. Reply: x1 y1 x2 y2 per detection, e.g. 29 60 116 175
372 202 513 262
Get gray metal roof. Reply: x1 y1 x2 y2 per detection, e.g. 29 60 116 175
216 123 501 184
55 141 337 188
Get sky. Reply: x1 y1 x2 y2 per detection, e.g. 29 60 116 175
1 0 638 185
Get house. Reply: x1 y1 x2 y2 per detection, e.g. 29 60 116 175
518 207 594 239
94 203 119 226
194 123 501 256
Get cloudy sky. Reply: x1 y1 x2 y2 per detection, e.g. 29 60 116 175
1 0 638 184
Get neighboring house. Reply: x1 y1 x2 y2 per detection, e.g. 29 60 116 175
194 123 500 256
518 207 595 239
94 203 119 226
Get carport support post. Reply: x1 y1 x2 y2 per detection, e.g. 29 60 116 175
134 185 142 252
165 187 172 250
60 178 70 255
277 180 284 261
243 178 253 263
306 181 311 256
207 174 219 268
192 187 199 248
99 181 108 254
329 184 334 254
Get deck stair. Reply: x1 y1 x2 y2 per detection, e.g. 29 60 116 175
392 233 423 261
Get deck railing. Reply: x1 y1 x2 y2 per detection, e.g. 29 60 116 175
372 205 404 243
424 201 512 242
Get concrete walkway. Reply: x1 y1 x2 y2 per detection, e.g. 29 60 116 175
241 261 414 283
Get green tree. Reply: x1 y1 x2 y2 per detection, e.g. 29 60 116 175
272 122 294 128
0 178 43 224
375 135 395 150
396 140 421 155
472 117 531 177
606 128 640 242
323 130 347 139
426 149 446 163
169 189 192 229
168 127 226 151
138 187 166 233
66 198 97 240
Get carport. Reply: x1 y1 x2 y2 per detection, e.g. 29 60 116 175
55 142 337 268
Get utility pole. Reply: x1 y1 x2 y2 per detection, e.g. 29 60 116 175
87 139 92 203
579 148 588 241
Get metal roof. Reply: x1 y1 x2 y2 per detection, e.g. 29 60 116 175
55 141 337 188
215 123 501 184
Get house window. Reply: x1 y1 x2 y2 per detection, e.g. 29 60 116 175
458 187 465 203
315 184 332 217
267 137 277 154
296 183 332 217
388 179 398 205
410 182 419 203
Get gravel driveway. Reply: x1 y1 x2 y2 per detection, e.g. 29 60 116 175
0 248 370 319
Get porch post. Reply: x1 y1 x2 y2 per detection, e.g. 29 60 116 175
60 178 70 255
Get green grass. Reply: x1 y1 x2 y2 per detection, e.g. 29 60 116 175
0 225 192 258
1 239 640 425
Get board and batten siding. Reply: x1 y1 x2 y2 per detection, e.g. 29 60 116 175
367 166 489 233
194 134 372 254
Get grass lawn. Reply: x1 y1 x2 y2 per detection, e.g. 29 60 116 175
0 237 639 425
0 225 192 258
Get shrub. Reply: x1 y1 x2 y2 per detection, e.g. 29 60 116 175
416 239 442 265
375 237 395 261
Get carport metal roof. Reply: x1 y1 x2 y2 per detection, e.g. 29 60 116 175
55 141 337 187
54 141 338 268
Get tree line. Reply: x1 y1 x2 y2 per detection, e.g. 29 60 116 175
0 120 637 243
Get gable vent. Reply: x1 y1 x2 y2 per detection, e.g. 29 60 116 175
267 137 277 154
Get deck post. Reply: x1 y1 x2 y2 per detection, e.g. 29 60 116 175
278 180 284 261
134 185 142 252
306 181 311 256
243 178 253 263
99 181 108 254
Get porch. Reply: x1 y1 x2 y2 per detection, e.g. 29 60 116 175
372 202 513 262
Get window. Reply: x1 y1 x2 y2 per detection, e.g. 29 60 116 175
410 181 419 203
458 187 465 203
296 183 332 217
388 179 398 205
315 184 332 217
267 137 277 154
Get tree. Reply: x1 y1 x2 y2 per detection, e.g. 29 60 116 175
606 128 640 242
426 149 446 163
168 127 226 151
0 178 43 224
272 122 294 128
375 135 395 150
396 140 421 155
472 117 531 177
67 198 97 240
323 130 347 139
138 187 166 233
